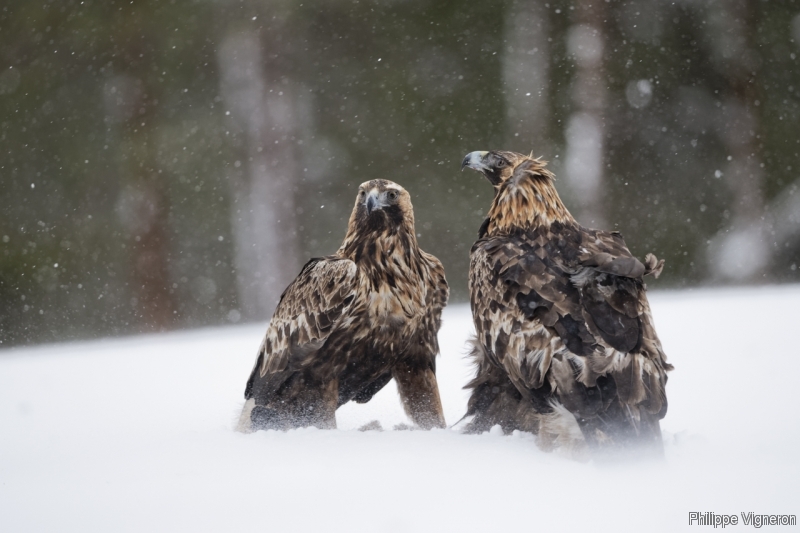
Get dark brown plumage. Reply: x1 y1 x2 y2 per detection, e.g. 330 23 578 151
461 150 671 458
237 179 448 432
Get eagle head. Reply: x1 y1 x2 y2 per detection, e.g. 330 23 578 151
462 150 572 232
461 150 535 187
348 179 415 235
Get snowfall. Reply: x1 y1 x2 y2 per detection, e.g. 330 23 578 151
1 286 799 532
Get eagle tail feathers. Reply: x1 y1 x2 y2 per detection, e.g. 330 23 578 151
461 338 666 460
569 398 665 460
350 371 393 404
537 401 589 461
235 398 257 433
643 253 665 278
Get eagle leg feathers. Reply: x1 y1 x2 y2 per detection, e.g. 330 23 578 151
392 359 446 430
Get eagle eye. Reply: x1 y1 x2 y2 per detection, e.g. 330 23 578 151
496 159 507 168
359 190 365 197
388 190 398 200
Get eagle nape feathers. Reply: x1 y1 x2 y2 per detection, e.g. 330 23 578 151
460 150 671 460
237 179 449 432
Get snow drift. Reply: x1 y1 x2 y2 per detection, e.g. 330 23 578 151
1 286 799 532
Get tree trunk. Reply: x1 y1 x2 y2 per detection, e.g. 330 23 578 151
218 26 302 319
563 0 607 228
502 0 551 155
109 73 177 331
706 0 768 281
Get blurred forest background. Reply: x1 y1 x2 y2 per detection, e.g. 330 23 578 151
1 0 799 347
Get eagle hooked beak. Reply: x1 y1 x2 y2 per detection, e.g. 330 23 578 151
365 189 382 214
461 151 489 172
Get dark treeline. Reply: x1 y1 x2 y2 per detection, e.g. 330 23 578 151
1 0 798 347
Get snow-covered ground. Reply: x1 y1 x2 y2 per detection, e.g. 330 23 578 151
2 286 799 532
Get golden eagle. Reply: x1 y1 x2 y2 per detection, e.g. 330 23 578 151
237 180 449 432
461 150 671 457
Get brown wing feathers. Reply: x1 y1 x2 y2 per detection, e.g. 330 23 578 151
243 257 360 403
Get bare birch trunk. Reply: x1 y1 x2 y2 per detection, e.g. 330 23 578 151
503 0 551 155
218 28 302 319
563 0 607 228
109 74 176 331
130 178 174 330
706 0 768 281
